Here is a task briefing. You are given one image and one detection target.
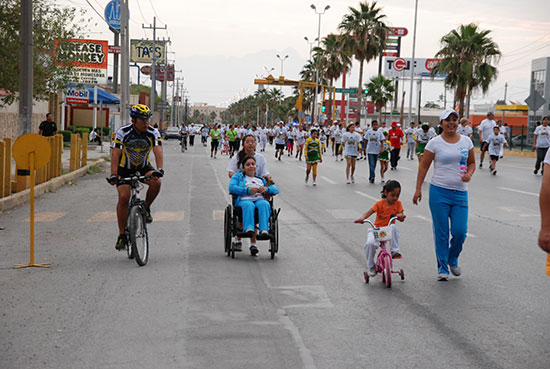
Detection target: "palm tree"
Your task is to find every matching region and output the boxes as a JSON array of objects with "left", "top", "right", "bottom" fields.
[
  {"left": 313, "top": 34, "right": 352, "bottom": 120},
  {"left": 365, "top": 75, "right": 395, "bottom": 123},
  {"left": 431, "top": 23, "right": 501, "bottom": 117},
  {"left": 339, "top": 1, "right": 388, "bottom": 122}
]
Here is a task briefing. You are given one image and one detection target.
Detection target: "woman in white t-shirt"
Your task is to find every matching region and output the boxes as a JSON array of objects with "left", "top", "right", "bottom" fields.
[
  {"left": 413, "top": 109, "right": 475, "bottom": 281},
  {"left": 342, "top": 123, "right": 362, "bottom": 184}
]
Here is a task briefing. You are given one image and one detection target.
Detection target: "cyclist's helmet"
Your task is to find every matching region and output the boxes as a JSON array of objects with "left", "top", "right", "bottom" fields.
[{"left": 130, "top": 104, "right": 152, "bottom": 119}]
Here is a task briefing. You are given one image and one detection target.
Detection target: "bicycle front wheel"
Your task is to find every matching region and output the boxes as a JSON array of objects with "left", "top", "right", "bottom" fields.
[
  {"left": 383, "top": 254, "right": 392, "bottom": 288},
  {"left": 129, "top": 205, "right": 149, "bottom": 266}
]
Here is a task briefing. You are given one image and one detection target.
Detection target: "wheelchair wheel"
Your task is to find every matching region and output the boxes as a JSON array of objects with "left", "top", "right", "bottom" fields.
[
  {"left": 270, "top": 217, "right": 278, "bottom": 260},
  {"left": 224, "top": 206, "right": 232, "bottom": 257}
]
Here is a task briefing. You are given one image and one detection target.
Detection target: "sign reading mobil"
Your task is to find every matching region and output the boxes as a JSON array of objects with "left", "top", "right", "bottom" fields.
[
  {"left": 130, "top": 40, "right": 166, "bottom": 63},
  {"left": 384, "top": 57, "right": 446, "bottom": 78},
  {"left": 65, "top": 87, "right": 89, "bottom": 104},
  {"left": 54, "top": 39, "right": 109, "bottom": 84}
]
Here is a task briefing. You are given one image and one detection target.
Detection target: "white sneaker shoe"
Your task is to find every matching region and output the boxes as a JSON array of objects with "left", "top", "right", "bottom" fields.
[
  {"left": 312, "top": 180, "right": 317, "bottom": 186},
  {"left": 351, "top": 176, "right": 355, "bottom": 183},
  {"left": 368, "top": 267, "right": 377, "bottom": 277},
  {"left": 437, "top": 273, "right": 449, "bottom": 281},
  {"left": 381, "top": 178, "right": 385, "bottom": 184},
  {"left": 346, "top": 179, "right": 351, "bottom": 184},
  {"left": 450, "top": 266, "right": 462, "bottom": 276}
]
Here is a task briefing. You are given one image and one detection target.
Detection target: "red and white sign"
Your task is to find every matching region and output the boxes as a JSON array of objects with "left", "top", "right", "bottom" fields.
[
  {"left": 388, "top": 27, "right": 408, "bottom": 37},
  {"left": 384, "top": 57, "right": 445, "bottom": 78},
  {"left": 65, "top": 87, "right": 89, "bottom": 104},
  {"left": 383, "top": 51, "right": 398, "bottom": 57},
  {"left": 108, "top": 45, "right": 121, "bottom": 54},
  {"left": 54, "top": 38, "right": 109, "bottom": 84}
]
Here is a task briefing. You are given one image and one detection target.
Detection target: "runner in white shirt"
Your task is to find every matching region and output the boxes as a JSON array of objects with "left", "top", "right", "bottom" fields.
[
  {"left": 457, "top": 118, "right": 473, "bottom": 139},
  {"left": 294, "top": 127, "right": 307, "bottom": 161},
  {"left": 415, "top": 123, "right": 436, "bottom": 165},
  {"left": 258, "top": 125, "right": 268, "bottom": 152},
  {"left": 354, "top": 122, "right": 364, "bottom": 160},
  {"left": 342, "top": 123, "right": 363, "bottom": 184},
  {"left": 486, "top": 125, "right": 508, "bottom": 175},
  {"left": 534, "top": 116, "right": 550, "bottom": 175},
  {"left": 335, "top": 123, "right": 345, "bottom": 161},
  {"left": 273, "top": 121, "right": 287, "bottom": 160},
  {"left": 365, "top": 120, "right": 385, "bottom": 183},
  {"left": 330, "top": 123, "right": 338, "bottom": 155},
  {"left": 404, "top": 122, "right": 416, "bottom": 160},
  {"left": 477, "top": 112, "right": 497, "bottom": 168}
]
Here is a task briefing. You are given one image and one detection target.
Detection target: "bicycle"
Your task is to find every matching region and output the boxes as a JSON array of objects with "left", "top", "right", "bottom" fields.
[
  {"left": 107, "top": 172, "right": 161, "bottom": 266},
  {"left": 355, "top": 216, "right": 405, "bottom": 288}
]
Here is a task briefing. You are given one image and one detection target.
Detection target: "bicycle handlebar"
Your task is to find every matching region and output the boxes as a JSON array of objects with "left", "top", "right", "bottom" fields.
[
  {"left": 106, "top": 171, "right": 163, "bottom": 185},
  {"left": 354, "top": 216, "right": 404, "bottom": 228}
]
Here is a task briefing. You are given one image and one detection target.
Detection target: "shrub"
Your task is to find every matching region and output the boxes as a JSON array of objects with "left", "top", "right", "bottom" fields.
[
  {"left": 75, "top": 126, "right": 91, "bottom": 134},
  {"left": 99, "top": 127, "right": 111, "bottom": 136},
  {"left": 74, "top": 128, "right": 89, "bottom": 138},
  {"left": 58, "top": 130, "right": 72, "bottom": 142}
]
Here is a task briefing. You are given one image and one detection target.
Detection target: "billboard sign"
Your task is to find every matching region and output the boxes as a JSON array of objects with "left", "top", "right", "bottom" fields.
[
  {"left": 130, "top": 39, "right": 166, "bottom": 63},
  {"left": 384, "top": 57, "right": 446, "bottom": 78},
  {"left": 54, "top": 39, "right": 109, "bottom": 84},
  {"left": 65, "top": 87, "right": 89, "bottom": 104},
  {"left": 152, "top": 64, "right": 174, "bottom": 82}
]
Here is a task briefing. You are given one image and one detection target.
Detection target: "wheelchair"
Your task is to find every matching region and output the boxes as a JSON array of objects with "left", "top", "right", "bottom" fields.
[{"left": 224, "top": 195, "right": 281, "bottom": 259}]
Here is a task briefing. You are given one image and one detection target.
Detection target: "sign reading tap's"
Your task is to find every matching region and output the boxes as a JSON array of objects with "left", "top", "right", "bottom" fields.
[
  {"left": 130, "top": 39, "right": 166, "bottom": 63},
  {"left": 384, "top": 57, "right": 446, "bottom": 78},
  {"left": 54, "top": 39, "right": 109, "bottom": 85}
]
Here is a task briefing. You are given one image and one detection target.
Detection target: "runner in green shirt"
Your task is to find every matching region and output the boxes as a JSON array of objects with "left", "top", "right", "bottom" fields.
[
  {"left": 210, "top": 124, "right": 221, "bottom": 158},
  {"left": 226, "top": 125, "right": 239, "bottom": 157}
]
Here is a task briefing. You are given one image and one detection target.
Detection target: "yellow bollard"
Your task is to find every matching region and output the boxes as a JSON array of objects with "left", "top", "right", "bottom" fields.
[
  {"left": 547, "top": 254, "right": 550, "bottom": 276},
  {"left": 4, "top": 138, "right": 12, "bottom": 195},
  {"left": 82, "top": 132, "right": 88, "bottom": 167},
  {"left": 0, "top": 141, "right": 5, "bottom": 198},
  {"left": 12, "top": 134, "right": 52, "bottom": 269},
  {"left": 56, "top": 134, "right": 63, "bottom": 177},
  {"left": 76, "top": 135, "right": 82, "bottom": 169},
  {"left": 70, "top": 134, "right": 77, "bottom": 171}
]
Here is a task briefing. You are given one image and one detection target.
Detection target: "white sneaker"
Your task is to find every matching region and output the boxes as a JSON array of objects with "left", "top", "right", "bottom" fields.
[
  {"left": 437, "top": 273, "right": 449, "bottom": 281},
  {"left": 351, "top": 176, "right": 355, "bottom": 183},
  {"left": 346, "top": 179, "right": 351, "bottom": 184},
  {"left": 368, "top": 267, "right": 377, "bottom": 277},
  {"left": 450, "top": 266, "right": 462, "bottom": 276},
  {"left": 381, "top": 178, "right": 385, "bottom": 184},
  {"left": 312, "top": 180, "right": 317, "bottom": 186}
]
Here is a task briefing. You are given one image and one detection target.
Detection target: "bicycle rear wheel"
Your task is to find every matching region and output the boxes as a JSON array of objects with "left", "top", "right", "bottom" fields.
[{"left": 129, "top": 205, "right": 149, "bottom": 266}]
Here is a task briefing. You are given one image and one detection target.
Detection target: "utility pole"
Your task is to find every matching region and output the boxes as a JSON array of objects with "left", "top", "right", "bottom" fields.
[
  {"left": 502, "top": 82, "right": 508, "bottom": 124},
  {"left": 19, "top": 0, "right": 33, "bottom": 136},
  {"left": 120, "top": 0, "right": 130, "bottom": 127},
  {"left": 408, "top": 0, "right": 419, "bottom": 123},
  {"left": 142, "top": 17, "right": 167, "bottom": 117},
  {"left": 112, "top": 30, "right": 120, "bottom": 94}
]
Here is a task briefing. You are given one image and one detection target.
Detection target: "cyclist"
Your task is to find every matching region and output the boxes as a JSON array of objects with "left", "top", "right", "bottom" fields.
[
  {"left": 108, "top": 104, "right": 164, "bottom": 251},
  {"left": 179, "top": 124, "right": 188, "bottom": 150}
]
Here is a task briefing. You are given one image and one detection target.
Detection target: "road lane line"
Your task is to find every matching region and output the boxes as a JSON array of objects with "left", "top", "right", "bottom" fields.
[
  {"left": 212, "top": 210, "right": 224, "bottom": 220},
  {"left": 24, "top": 212, "right": 67, "bottom": 223},
  {"left": 498, "top": 187, "right": 538, "bottom": 197},
  {"left": 320, "top": 176, "right": 336, "bottom": 184},
  {"left": 87, "top": 211, "right": 117, "bottom": 222},
  {"left": 153, "top": 211, "right": 185, "bottom": 221},
  {"left": 355, "top": 191, "right": 379, "bottom": 201},
  {"left": 414, "top": 215, "right": 431, "bottom": 222}
]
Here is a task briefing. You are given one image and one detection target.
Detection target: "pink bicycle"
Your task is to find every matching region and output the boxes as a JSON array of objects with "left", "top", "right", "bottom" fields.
[{"left": 355, "top": 216, "right": 405, "bottom": 288}]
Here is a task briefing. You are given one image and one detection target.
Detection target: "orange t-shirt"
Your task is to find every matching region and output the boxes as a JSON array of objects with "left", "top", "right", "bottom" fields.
[{"left": 371, "top": 199, "right": 404, "bottom": 227}]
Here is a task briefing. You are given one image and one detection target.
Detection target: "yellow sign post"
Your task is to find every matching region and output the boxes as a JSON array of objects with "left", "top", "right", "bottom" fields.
[{"left": 12, "top": 133, "right": 52, "bottom": 269}]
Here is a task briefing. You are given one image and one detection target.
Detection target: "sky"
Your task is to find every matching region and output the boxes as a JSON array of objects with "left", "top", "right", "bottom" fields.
[{"left": 61, "top": 0, "right": 550, "bottom": 109}]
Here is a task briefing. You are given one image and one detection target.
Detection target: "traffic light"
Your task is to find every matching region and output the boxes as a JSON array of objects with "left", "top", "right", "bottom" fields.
[
  {"left": 321, "top": 104, "right": 326, "bottom": 113},
  {"left": 363, "top": 89, "right": 369, "bottom": 95}
]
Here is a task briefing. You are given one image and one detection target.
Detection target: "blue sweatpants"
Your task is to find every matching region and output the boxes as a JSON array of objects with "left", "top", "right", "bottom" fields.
[
  {"left": 367, "top": 154, "right": 378, "bottom": 180},
  {"left": 428, "top": 184, "right": 469, "bottom": 275},
  {"left": 235, "top": 199, "right": 271, "bottom": 233}
]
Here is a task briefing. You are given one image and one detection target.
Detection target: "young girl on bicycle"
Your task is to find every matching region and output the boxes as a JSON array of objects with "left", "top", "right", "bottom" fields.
[{"left": 355, "top": 180, "right": 406, "bottom": 277}]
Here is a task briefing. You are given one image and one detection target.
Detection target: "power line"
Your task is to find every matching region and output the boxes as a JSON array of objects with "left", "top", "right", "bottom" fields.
[
  {"left": 502, "top": 31, "right": 550, "bottom": 57},
  {"left": 85, "top": 0, "right": 106, "bottom": 22},
  {"left": 135, "top": 0, "right": 148, "bottom": 23},
  {"left": 148, "top": 0, "right": 165, "bottom": 25}
]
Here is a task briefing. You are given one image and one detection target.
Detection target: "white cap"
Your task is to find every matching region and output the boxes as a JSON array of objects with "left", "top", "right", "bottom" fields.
[{"left": 440, "top": 109, "right": 459, "bottom": 121}]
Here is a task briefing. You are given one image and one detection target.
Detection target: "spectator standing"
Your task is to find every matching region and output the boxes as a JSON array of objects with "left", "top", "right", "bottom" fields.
[
  {"left": 533, "top": 116, "right": 550, "bottom": 175},
  {"left": 39, "top": 113, "right": 57, "bottom": 137},
  {"left": 477, "top": 112, "right": 497, "bottom": 168},
  {"left": 388, "top": 121, "right": 404, "bottom": 170}
]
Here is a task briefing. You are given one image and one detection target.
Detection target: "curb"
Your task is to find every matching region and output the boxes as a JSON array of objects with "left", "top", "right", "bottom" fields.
[
  {"left": 473, "top": 148, "right": 536, "bottom": 158},
  {"left": 0, "top": 159, "right": 105, "bottom": 213}
]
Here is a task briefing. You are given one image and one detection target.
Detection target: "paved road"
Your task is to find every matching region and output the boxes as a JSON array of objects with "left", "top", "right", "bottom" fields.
[{"left": 1, "top": 139, "right": 548, "bottom": 369}]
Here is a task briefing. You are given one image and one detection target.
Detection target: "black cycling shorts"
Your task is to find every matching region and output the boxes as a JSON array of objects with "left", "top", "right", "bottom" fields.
[{"left": 117, "top": 164, "right": 155, "bottom": 187}]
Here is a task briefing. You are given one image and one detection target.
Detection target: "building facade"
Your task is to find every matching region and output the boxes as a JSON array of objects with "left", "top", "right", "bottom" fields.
[{"left": 530, "top": 57, "right": 550, "bottom": 122}]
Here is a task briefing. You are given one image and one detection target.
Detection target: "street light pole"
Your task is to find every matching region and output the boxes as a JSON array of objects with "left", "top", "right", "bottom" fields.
[
  {"left": 304, "top": 36, "right": 318, "bottom": 58},
  {"left": 311, "top": 4, "right": 330, "bottom": 124},
  {"left": 276, "top": 54, "right": 288, "bottom": 96},
  {"left": 408, "top": 0, "right": 419, "bottom": 123}
]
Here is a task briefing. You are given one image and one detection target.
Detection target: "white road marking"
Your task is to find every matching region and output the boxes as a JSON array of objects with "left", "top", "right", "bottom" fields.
[
  {"left": 320, "top": 176, "right": 336, "bottom": 184},
  {"left": 396, "top": 166, "right": 413, "bottom": 171},
  {"left": 466, "top": 233, "right": 478, "bottom": 238},
  {"left": 212, "top": 210, "right": 224, "bottom": 220},
  {"left": 355, "top": 191, "right": 379, "bottom": 201},
  {"left": 327, "top": 209, "right": 361, "bottom": 219},
  {"left": 154, "top": 211, "right": 185, "bottom": 221},
  {"left": 498, "top": 187, "right": 538, "bottom": 197},
  {"left": 87, "top": 211, "right": 117, "bottom": 222},
  {"left": 25, "top": 212, "right": 67, "bottom": 223},
  {"left": 414, "top": 215, "right": 431, "bottom": 222}
]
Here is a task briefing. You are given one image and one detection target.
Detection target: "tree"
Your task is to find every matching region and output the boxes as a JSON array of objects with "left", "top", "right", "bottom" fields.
[
  {"left": 312, "top": 34, "right": 352, "bottom": 119},
  {"left": 339, "top": 1, "right": 388, "bottom": 122},
  {"left": 210, "top": 111, "right": 217, "bottom": 122},
  {"left": 0, "top": 0, "right": 91, "bottom": 105},
  {"left": 365, "top": 75, "right": 394, "bottom": 123},
  {"left": 431, "top": 23, "right": 501, "bottom": 118}
]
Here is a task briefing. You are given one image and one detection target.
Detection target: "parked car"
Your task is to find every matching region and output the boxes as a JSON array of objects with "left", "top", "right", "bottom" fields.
[
  {"left": 510, "top": 135, "right": 528, "bottom": 146},
  {"left": 164, "top": 127, "right": 180, "bottom": 140}
]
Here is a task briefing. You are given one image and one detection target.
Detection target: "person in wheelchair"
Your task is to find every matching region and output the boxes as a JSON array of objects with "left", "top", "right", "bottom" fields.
[{"left": 229, "top": 155, "right": 279, "bottom": 256}]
